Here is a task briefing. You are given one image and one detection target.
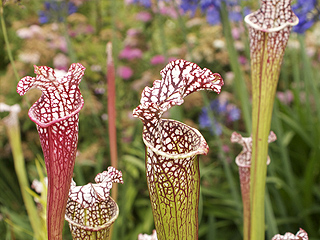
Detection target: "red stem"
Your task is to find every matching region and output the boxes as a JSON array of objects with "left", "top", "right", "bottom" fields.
[{"left": 107, "top": 42, "right": 118, "bottom": 201}]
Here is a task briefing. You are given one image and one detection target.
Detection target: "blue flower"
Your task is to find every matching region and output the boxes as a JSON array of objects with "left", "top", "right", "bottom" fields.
[
  {"left": 180, "top": 0, "right": 248, "bottom": 25},
  {"left": 227, "top": 106, "right": 240, "bottom": 121},
  {"left": 200, "top": 0, "right": 221, "bottom": 11},
  {"left": 292, "top": 0, "right": 320, "bottom": 33},
  {"left": 180, "top": 0, "right": 198, "bottom": 15},
  {"left": 38, "top": 1, "right": 77, "bottom": 24},
  {"left": 206, "top": 6, "right": 221, "bottom": 25},
  {"left": 199, "top": 107, "right": 222, "bottom": 135},
  {"left": 199, "top": 108, "right": 211, "bottom": 128},
  {"left": 210, "top": 99, "right": 227, "bottom": 113},
  {"left": 131, "top": 0, "right": 152, "bottom": 8},
  {"left": 199, "top": 99, "right": 241, "bottom": 135}
]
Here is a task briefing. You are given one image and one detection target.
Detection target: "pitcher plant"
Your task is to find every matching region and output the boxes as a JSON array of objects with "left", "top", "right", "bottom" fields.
[
  {"left": 272, "top": 228, "right": 308, "bottom": 240},
  {"left": 231, "top": 131, "right": 277, "bottom": 240},
  {"left": 65, "top": 166, "right": 123, "bottom": 240},
  {"left": 244, "top": 1, "right": 298, "bottom": 239},
  {"left": 17, "top": 63, "right": 85, "bottom": 240},
  {"left": 133, "top": 59, "right": 223, "bottom": 240}
]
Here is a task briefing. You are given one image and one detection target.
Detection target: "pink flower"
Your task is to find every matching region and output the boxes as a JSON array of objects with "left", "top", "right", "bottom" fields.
[
  {"left": 136, "top": 11, "right": 152, "bottom": 22},
  {"left": 156, "top": 1, "right": 178, "bottom": 18},
  {"left": 117, "top": 66, "right": 133, "bottom": 80},
  {"left": 53, "top": 53, "right": 70, "bottom": 71},
  {"left": 238, "top": 55, "right": 248, "bottom": 65},
  {"left": 119, "top": 46, "right": 143, "bottom": 60},
  {"left": 16, "top": 25, "right": 43, "bottom": 39},
  {"left": 277, "top": 90, "right": 294, "bottom": 105},
  {"left": 150, "top": 55, "right": 166, "bottom": 65},
  {"left": 127, "top": 28, "right": 141, "bottom": 36},
  {"left": 48, "top": 36, "right": 68, "bottom": 53}
]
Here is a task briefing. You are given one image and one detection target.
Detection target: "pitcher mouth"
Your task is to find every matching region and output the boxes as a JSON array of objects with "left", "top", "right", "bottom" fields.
[
  {"left": 28, "top": 98, "right": 84, "bottom": 128},
  {"left": 142, "top": 119, "right": 208, "bottom": 159},
  {"left": 65, "top": 197, "right": 119, "bottom": 232}
]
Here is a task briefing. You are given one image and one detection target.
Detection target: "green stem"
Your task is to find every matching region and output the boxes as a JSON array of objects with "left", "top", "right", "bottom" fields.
[
  {"left": 0, "top": 1, "right": 20, "bottom": 82},
  {"left": 5, "top": 117, "right": 42, "bottom": 239}
]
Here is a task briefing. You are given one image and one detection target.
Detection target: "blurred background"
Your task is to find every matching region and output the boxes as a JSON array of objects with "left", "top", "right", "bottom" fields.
[{"left": 1, "top": 0, "right": 320, "bottom": 239}]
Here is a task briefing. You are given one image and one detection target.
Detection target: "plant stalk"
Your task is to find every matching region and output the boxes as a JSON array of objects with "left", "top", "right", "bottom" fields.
[
  {"left": 2, "top": 104, "right": 42, "bottom": 239},
  {"left": 0, "top": 0, "right": 20, "bottom": 82}
]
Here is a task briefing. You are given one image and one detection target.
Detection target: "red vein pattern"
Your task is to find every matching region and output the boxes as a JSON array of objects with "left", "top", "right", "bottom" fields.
[
  {"left": 145, "top": 120, "right": 206, "bottom": 239},
  {"left": 245, "top": 0, "right": 298, "bottom": 31},
  {"left": 133, "top": 60, "right": 223, "bottom": 240},
  {"left": 133, "top": 59, "right": 223, "bottom": 143},
  {"left": 65, "top": 167, "right": 123, "bottom": 240},
  {"left": 244, "top": 0, "right": 298, "bottom": 97},
  {"left": 17, "top": 63, "right": 85, "bottom": 240},
  {"left": 68, "top": 167, "right": 123, "bottom": 208},
  {"left": 272, "top": 228, "right": 308, "bottom": 240}
]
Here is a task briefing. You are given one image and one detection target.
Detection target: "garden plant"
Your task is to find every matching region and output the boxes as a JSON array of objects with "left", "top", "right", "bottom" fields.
[{"left": 0, "top": 0, "right": 320, "bottom": 240}]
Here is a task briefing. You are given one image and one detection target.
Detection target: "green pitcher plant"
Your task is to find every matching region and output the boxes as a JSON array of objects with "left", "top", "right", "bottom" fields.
[
  {"left": 65, "top": 166, "right": 123, "bottom": 240},
  {"left": 17, "top": 63, "right": 85, "bottom": 240},
  {"left": 231, "top": 131, "right": 276, "bottom": 240},
  {"left": 244, "top": 1, "right": 298, "bottom": 239},
  {"left": 133, "top": 59, "right": 223, "bottom": 240}
]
